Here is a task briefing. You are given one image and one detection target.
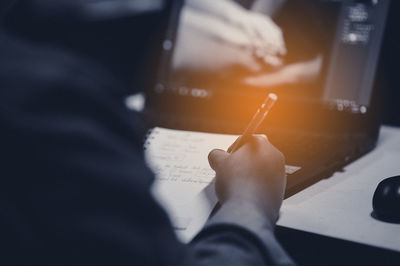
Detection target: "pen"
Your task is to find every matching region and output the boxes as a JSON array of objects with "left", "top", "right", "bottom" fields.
[{"left": 229, "top": 93, "right": 278, "bottom": 153}]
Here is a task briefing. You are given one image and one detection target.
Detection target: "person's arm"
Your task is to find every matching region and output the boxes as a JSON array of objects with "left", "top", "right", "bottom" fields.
[
  {"left": 186, "top": 0, "right": 245, "bottom": 19},
  {"left": 188, "top": 136, "right": 295, "bottom": 265},
  {"left": 189, "top": 200, "right": 295, "bottom": 265},
  {"left": 172, "top": 6, "right": 262, "bottom": 72},
  {"left": 251, "top": 0, "right": 287, "bottom": 16},
  {"left": 244, "top": 55, "right": 323, "bottom": 87}
]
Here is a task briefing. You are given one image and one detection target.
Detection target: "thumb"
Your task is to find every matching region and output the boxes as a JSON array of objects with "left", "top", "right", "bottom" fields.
[{"left": 208, "top": 149, "right": 229, "bottom": 171}]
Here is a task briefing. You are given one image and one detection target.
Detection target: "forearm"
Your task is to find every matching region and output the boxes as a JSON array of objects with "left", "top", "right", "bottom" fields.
[
  {"left": 187, "top": 200, "right": 296, "bottom": 266},
  {"left": 251, "top": 0, "right": 287, "bottom": 15},
  {"left": 185, "top": 0, "right": 244, "bottom": 22}
]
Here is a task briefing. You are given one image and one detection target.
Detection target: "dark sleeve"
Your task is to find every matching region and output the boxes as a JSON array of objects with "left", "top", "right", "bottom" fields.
[
  {"left": 1, "top": 38, "right": 294, "bottom": 266},
  {"left": 1, "top": 42, "right": 186, "bottom": 265},
  {"left": 188, "top": 201, "right": 295, "bottom": 266}
]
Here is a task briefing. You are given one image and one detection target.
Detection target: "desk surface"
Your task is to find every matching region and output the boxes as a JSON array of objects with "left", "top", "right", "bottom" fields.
[{"left": 278, "top": 125, "right": 400, "bottom": 252}]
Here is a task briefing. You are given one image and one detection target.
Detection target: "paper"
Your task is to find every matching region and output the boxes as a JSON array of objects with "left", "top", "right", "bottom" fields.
[
  {"left": 145, "top": 127, "right": 302, "bottom": 242},
  {"left": 145, "top": 127, "right": 237, "bottom": 242}
]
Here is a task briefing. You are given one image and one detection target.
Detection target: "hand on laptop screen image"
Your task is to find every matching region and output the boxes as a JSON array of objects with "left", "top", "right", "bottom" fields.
[
  {"left": 170, "top": 0, "right": 339, "bottom": 100},
  {"left": 172, "top": 0, "right": 286, "bottom": 74},
  {"left": 243, "top": 55, "right": 323, "bottom": 88}
]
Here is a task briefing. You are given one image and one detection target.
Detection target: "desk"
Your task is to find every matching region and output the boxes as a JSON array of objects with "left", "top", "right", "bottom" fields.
[
  {"left": 276, "top": 125, "right": 400, "bottom": 264},
  {"left": 149, "top": 125, "right": 400, "bottom": 263}
]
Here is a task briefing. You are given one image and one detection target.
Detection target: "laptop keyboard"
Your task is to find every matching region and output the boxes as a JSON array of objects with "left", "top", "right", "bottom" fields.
[{"left": 266, "top": 129, "right": 362, "bottom": 168}]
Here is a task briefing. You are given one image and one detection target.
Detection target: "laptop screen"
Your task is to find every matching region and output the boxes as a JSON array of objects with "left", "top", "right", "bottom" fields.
[{"left": 153, "top": 0, "right": 389, "bottom": 116}]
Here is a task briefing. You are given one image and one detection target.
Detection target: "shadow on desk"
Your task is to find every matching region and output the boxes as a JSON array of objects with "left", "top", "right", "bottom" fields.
[{"left": 276, "top": 226, "right": 400, "bottom": 266}]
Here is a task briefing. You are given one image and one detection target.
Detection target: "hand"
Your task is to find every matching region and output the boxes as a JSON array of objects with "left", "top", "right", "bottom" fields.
[
  {"left": 186, "top": 0, "right": 286, "bottom": 63},
  {"left": 208, "top": 135, "right": 286, "bottom": 223},
  {"left": 226, "top": 10, "right": 287, "bottom": 66},
  {"left": 172, "top": 0, "right": 287, "bottom": 72},
  {"left": 243, "top": 55, "right": 323, "bottom": 87},
  {"left": 172, "top": 6, "right": 262, "bottom": 72}
]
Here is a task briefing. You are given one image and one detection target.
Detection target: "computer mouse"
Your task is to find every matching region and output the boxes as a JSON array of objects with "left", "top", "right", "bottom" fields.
[{"left": 372, "top": 176, "right": 400, "bottom": 223}]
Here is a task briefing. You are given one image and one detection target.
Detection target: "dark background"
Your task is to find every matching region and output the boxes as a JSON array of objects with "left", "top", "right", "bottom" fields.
[{"left": 379, "top": 0, "right": 400, "bottom": 126}]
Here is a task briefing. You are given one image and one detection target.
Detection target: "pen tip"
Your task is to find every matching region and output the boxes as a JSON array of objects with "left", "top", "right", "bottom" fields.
[{"left": 268, "top": 93, "right": 278, "bottom": 101}]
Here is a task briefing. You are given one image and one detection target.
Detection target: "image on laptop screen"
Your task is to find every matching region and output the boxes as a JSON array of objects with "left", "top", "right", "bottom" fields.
[{"left": 154, "top": 0, "right": 388, "bottom": 116}]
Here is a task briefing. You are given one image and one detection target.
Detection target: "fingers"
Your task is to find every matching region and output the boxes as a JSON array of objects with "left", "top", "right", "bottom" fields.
[
  {"left": 227, "top": 134, "right": 268, "bottom": 153},
  {"left": 250, "top": 134, "right": 269, "bottom": 148},
  {"left": 243, "top": 67, "right": 296, "bottom": 87},
  {"left": 228, "top": 136, "right": 243, "bottom": 153},
  {"left": 246, "top": 14, "right": 287, "bottom": 59},
  {"left": 258, "top": 16, "right": 286, "bottom": 56},
  {"left": 208, "top": 149, "right": 229, "bottom": 171},
  {"left": 244, "top": 56, "right": 324, "bottom": 87},
  {"left": 261, "top": 54, "right": 282, "bottom": 67}
]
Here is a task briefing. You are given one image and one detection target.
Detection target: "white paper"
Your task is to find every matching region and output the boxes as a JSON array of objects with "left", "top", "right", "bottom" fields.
[{"left": 145, "top": 127, "right": 237, "bottom": 242}]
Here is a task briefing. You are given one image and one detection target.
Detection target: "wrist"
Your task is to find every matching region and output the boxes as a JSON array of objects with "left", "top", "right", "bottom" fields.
[
  {"left": 220, "top": 178, "right": 281, "bottom": 224},
  {"left": 216, "top": 198, "right": 277, "bottom": 230},
  {"left": 225, "top": 5, "right": 248, "bottom": 26}
]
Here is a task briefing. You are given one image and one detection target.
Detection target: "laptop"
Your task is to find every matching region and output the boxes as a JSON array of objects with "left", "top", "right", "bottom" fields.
[{"left": 145, "top": 0, "right": 390, "bottom": 197}]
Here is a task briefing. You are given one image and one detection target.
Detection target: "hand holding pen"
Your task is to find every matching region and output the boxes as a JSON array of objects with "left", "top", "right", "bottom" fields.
[
  {"left": 208, "top": 92, "right": 286, "bottom": 223},
  {"left": 229, "top": 93, "right": 278, "bottom": 153}
]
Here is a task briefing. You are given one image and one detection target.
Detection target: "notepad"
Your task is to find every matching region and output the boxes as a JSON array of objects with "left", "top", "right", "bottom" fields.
[{"left": 144, "top": 127, "right": 301, "bottom": 242}]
